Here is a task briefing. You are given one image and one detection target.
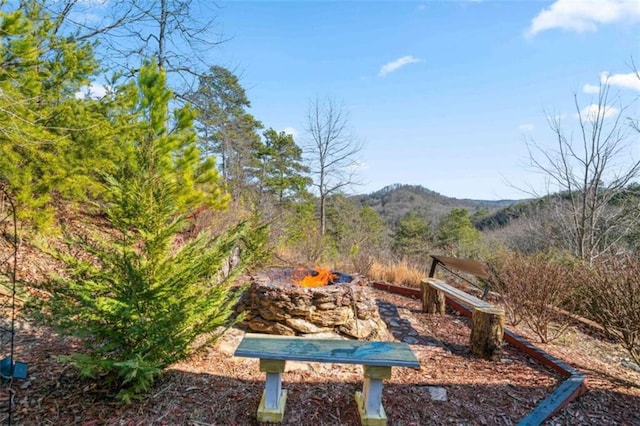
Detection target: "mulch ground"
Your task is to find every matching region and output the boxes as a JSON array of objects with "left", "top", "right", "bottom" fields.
[{"left": 2, "top": 287, "right": 638, "bottom": 425}]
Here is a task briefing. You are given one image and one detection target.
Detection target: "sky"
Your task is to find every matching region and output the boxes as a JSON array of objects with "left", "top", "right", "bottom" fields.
[
  {"left": 192, "top": 0, "right": 638, "bottom": 200},
  {"left": 69, "top": 0, "right": 640, "bottom": 200}
]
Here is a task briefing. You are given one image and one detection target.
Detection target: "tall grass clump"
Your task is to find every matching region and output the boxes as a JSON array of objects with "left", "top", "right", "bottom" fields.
[{"left": 369, "top": 259, "right": 425, "bottom": 288}]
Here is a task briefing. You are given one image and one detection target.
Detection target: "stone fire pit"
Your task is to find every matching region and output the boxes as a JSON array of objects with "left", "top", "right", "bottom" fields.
[{"left": 240, "top": 269, "right": 388, "bottom": 340}]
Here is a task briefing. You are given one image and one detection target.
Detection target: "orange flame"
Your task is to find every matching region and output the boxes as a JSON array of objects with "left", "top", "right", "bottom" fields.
[{"left": 294, "top": 268, "right": 338, "bottom": 288}]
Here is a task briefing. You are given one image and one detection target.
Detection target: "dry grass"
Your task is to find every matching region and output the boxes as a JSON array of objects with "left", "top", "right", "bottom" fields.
[{"left": 369, "top": 259, "right": 425, "bottom": 288}]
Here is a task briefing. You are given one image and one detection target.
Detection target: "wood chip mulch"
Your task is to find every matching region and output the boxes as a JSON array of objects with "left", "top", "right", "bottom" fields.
[{"left": 1, "top": 288, "right": 639, "bottom": 425}]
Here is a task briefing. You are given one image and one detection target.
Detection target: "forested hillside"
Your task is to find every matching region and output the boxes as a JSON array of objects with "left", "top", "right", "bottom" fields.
[{"left": 356, "top": 183, "right": 520, "bottom": 228}]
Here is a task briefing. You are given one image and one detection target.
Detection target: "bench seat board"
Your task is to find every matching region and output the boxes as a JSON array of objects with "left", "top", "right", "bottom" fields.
[
  {"left": 422, "top": 278, "right": 493, "bottom": 309},
  {"left": 235, "top": 334, "right": 419, "bottom": 368}
]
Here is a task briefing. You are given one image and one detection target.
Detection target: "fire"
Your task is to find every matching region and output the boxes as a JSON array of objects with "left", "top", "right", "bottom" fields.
[{"left": 293, "top": 268, "right": 338, "bottom": 288}]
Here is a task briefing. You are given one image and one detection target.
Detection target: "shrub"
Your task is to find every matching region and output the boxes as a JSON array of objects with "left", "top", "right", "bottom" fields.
[
  {"left": 581, "top": 255, "right": 640, "bottom": 366},
  {"left": 490, "top": 250, "right": 579, "bottom": 343}
]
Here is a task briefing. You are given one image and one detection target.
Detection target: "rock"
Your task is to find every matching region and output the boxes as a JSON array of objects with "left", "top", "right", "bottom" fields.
[
  {"left": 309, "top": 306, "right": 354, "bottom": 326},
  {"left": 215, "top": 327, "right": 245, "bottom": 356},
  {"left": 285, "top": 318, "right": 333, "bottom": 334},
  {"left": 246, "top": 318, "right": 295, "bottom": 336},
  {"left": 339, "top": 318, "right": 378, "bottom": 340},
  {"left": 315, "top": 302, "right": 337, "bottom": 310},
  {"left": 428, "top": 386, "right": 448, "bottom": 401},
  {"left": 258, "top": 307, "right": 290, "bottom": 321}
]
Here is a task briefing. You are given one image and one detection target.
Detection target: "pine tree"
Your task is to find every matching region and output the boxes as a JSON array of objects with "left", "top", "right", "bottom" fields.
[
  {"left": 0, "top": 1, "right": 102, "bottom": 227},
  {"left": 258, "top": 128, "right": 311, "bottom": 205},
  {"left": 186, "top": 66, "right": 263, "bottom": 200},
  {"left": 38, "top": 62, "right": 268, "bottom": 402}
]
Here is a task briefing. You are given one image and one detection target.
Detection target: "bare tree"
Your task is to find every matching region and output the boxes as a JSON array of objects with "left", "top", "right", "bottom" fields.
[
  {"left": 527, "top": 81, "right": 640, "bottom": 263},
  {"left": 41, "top": 0, "right": 223, "bottom": 93},
  {"left": 305, "top": 97, "right": 363, "bottom": 235}
]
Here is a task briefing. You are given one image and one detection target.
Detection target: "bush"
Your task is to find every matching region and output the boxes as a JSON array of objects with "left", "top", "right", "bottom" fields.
[
  {"left": 490, "top": 250, "right": 579, "bottom": 343},
  {"left": 581, "top": 255, "right": 640, "bottom": 366}
]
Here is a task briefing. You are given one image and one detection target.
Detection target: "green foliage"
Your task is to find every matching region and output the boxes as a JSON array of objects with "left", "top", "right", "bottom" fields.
[
  {"left": 187, "top": 66, "right": 263, "bottom": 199},
  {"left": 0, "top": 1, "right": 99, "bottom": 228},
  {"left": 325, "top": 195, "right": 388, "bottom": 273},
  {"left": 258, "top": 128, "right": 311, "bottom": 205},
  {"left": 436, "top": 208, "right": 483, "bottom": 258},
  {"left": 37, "top": 61, "right": 267, "bottom": 402},
  {"left": 280, "top": 200, "right": 327, "bottom": 264},
  {"left": 392, "top": 211, "right": 432, "bottom": 261}
]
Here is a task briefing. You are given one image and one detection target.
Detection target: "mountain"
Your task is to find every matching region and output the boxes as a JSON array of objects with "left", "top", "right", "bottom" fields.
[{"left": 355, "top": 184, "right": 523, "bottom": 227}]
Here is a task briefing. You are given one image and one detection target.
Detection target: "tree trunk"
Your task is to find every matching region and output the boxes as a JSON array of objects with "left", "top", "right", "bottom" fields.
[
  {"left": 421, "top": 281, "right": 445, "bottom": 314},
  {"left": 470, "top": 306, "right": 505, "bottom": 361}
]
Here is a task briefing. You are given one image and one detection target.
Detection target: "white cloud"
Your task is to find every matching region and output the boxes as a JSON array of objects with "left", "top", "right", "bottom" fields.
[
  {"left": 282, "top": 127, "right": 298, "bottom": 138},
  {"left": 378, "top": 56, "right": 421, "bottom": 77},
  {"left": 75, "top": 83, "right": 108, "bottom": 99},
  {"left": 601, "top": 71, "right": 640, "bottom": 92},
  {"left": 526, "top": 0, "right": 640, "bottom": 37},
  {"left": 518, "top": 123, "right": 535, "bottom": 132},
  {"left": 583, "top": 83, "right": 600, "bottom": 94},
  {"left": 578, "top": 104, "right": 620, "bottom": 121}
]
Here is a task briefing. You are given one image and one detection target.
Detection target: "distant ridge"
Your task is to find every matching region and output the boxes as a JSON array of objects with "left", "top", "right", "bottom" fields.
[{"left": 354, "top": 184, "right": 523, "bottom": 227}]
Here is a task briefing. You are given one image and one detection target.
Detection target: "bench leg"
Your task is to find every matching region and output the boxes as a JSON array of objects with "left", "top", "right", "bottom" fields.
[
  {"left": 470, "top": 306, "right": 505, "bottom": 361},
  {"left": 355, "top": 365, "right": 391, "bottom": 426},
  {"left": 258, "top": 359, "right": 287, "bottom": 423},
  {"left": 421, "top": 281, "right": 446, "bottom": 314}
]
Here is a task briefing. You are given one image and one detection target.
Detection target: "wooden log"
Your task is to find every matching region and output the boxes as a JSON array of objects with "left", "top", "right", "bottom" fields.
[
  {"left": 470, "top": 306, "right": 505, "bottom": 361},
  {"left": 421, "top": 281, "right": 445, "bottom": 314}
]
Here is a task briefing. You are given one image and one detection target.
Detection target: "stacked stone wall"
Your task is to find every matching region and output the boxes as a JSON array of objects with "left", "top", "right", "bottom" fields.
[{"left": 241, "top": 280, "right": 387, "bottom": 340}]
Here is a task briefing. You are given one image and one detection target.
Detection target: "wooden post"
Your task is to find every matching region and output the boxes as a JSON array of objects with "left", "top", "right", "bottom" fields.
[
  {"left": 421, "top": 280, "right": 445, "bottom": 314},
  {"left": 470, "top": 306, "right": 505, "bottom": 361},
  {"left": 428, "top": 257, "right": 440, "bottom": 277},
  {"left": 257, "top": 359, "right": 287, "bottom": 423},
  {"left": 355, "top": 365, "right": 392, "bottom": 426}
]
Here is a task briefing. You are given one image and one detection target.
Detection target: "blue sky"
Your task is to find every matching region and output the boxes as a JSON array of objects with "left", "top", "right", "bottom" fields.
[{"left": 199, "top": 0, "right": 639, "bottom": 200}]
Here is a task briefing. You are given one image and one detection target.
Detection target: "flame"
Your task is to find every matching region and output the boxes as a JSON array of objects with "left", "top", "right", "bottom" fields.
[{"left": 294, "top": 268, "right": 338, "bottom": 288}]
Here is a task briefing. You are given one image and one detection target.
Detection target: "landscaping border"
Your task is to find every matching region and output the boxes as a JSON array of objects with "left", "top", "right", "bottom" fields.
[{"left": 370, "top": 282, "right": 587, "bottom": 425}]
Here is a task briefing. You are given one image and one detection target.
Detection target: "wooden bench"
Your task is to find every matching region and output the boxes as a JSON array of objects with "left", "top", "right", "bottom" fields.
[
  {"left": 234, "top": 333, "right": 419, "bottom": 425},
  {"left": 421, "top": 277, "right": 505, "bottom": 360}
]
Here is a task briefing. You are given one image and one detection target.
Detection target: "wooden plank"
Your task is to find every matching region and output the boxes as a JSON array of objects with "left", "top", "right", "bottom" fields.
[
  {"left": 431, "top": 255, "right": 491, "bottom": 279},
  {"left": 504, "top": 330, "right": 576, "bottom": 378},
  {"left": 422, "top": 278, "right": 493, "bottom": 309},
  {"left": 517, "top": 376, "right": 587, "bottom": 425},
  {"left": 235, "top": 334, "right": 420, "bottom": 368},
  {"left": 371, "top": 282, "right": 421, "bottom": 298}
]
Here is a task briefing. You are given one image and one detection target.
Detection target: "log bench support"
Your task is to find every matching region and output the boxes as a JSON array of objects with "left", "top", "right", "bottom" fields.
[
  {"left": 234, "top": 334, "right": 419, "bottom": 426},
  {"left": 470, "top": 306, "right": 505, "bottom": 361},
  {"left": 421, "top": 278, "right": 505, "bottom": 360},
  {"left": 421, "top": 281, "right": 446, "bottom": 314}
]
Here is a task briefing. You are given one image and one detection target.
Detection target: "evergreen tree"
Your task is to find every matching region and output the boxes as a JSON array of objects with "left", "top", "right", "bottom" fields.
[
  {"left": 38, "top": 62, "right": 268, "bottom": 402},
  {"left": 392, "top": 211, "right": 432, "bottom": 261},
  {"left": 326, "top": 195, "right": 387, "bottom": 273},
  {"left": 186, "top": 66, "right": 263, "bottom": 199},
  {"left": 258, "top": 128, "right": 311, "bottom": 205},
  {"left": 0, "top": 1, "right": 99, "bottom": 227},
  {"left": 436, "top": 208, "right": 482, "bottom": 258}
]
